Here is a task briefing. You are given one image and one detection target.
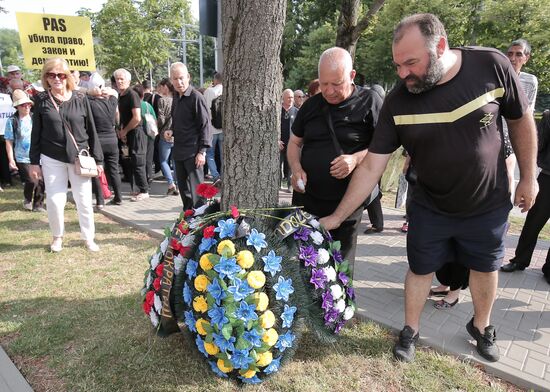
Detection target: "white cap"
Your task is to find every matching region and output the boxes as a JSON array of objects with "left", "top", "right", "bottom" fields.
[{"left": 7, "top": 65, "right": 21, "bottom": 73}]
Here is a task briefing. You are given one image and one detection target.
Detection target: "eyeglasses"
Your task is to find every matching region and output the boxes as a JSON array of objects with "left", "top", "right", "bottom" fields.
[
  {"left": 507, "top": 51, "right": 525, "bottom": 58},
  {"left": 46, "top": 72, "right": 68, "bottom": 80}
]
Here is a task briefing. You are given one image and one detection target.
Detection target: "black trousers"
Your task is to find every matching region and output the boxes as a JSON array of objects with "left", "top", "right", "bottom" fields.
[
  {"left": 17, "top": 162, "right": 45, "bottom": 209},
  {"left": 365, "top": 193, "right": 384, "bottom": 229},
  {"left": 510, "top": 172, "right": 550, "bottom": 276},
  {"left": 280, "top": 148, "right": 290, "bottom": 183},
  {"left": 92, "top": 141, "right": 122, "bottom": 204},
  {"left": 436, "top": 262, "right": 470, "bottom": 291},
  {"left": 146, "top": 135, "right": 155, "bottom": 181},
  {"left": 174, "top": 158, "right": 204, "bottom": 210},
  {"left": 0, "top": 136, "right": 12, "bottom": 185},
  {"left": 127, "top": 128, "right": 148, "bottom": 193}
]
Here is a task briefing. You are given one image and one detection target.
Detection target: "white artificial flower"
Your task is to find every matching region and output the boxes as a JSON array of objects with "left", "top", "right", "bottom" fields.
[
  {"left": 150, "top": 253, "right": 160, "bottom": 269},
  {"left": 317, "top": 248, "right": 330, "bottom": 264},
  {"left": 330, "top": 284, "right": 344, "bottom": 299},
  {"left": 182, "top": 234, "right": 196, "bottom": 247},
  {"left": 173, "top": 254, "right": 184, "bottom": 274},
  {"left": 343, "top": 306, "right": 355, "bottom": 320},
  {"left": 160, "top": 238, "right": 169, "bottom": 253},
  {"left": 149, "top": 309, "right": 159, "bottom": 327},
  {"left": 146, "top": 272, "right": 152, "bottom": 288},
  {"left": 170, "top": 222, "right": 176, "bottom": 231},
  {"left": 309, "top": 219, "right": 320, "bottom": 229},
  {"left": 188, "top": 218, "right": 201, "bottom": 229},
  {"left": 140, "top": 287, "right": 147, "bottom": 297},
  {"left": 194, "top": 204, "right": 208, "bottom": 215},
  {"left": 310, "top": 231, "right": 324, "bottom": 245},
  {"left": 324, "top": 266, "right": 337, "bottom": 282},
  {"left": 335, "top": 299, "right": 346, "bottom": 313},
  {"left": 154, "top": 294, "right": 163, "bottom": 313}
]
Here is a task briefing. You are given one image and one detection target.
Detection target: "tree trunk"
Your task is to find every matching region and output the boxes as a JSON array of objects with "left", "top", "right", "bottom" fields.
[
  {"left": 221, "top": 1, "right": 287, "bottom": 210},
  {"left": 335, "top": 0, "right": 386, "bottom": 60}
]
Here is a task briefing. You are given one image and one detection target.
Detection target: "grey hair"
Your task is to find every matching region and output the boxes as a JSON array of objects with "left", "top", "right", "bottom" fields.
[
  {"left": 113, "top": 68, "right": 131, "bottom": 81},
  {"left": 170, "top": 62, "right": 188, "bottom": 77},
  {"left": 393, "top": 13, "right": 447, "bottom": 52},
  {"left": 318, "top": 47, "right": 353, "bottom": 76},
  {"left": 509, "top": 39, "right": 532, "bottom": 56}
]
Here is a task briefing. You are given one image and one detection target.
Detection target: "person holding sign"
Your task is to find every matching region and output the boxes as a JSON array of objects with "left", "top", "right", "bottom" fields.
[{"left": 29, "top": 58, "right": 103, "bottom": 253}]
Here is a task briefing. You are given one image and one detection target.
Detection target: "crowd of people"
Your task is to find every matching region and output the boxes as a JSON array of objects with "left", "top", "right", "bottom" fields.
[{"left": 1, "top": 12, "right": 549, "bottom": 366}]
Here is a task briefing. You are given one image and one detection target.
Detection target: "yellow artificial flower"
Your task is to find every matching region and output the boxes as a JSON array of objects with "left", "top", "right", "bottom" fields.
[
  {"left": 256, "top": 351, "right": 273, "bottom": 367},
  {"left": 204, "top": 342, "right": 220, "bottom": 355},
  {"left": 247, "top": 270, "right": 266, "bottom": 289},
  {"left": 239, "top": 368, "right": 256, "bottom": 379},
  {"left": 217, "top": 358, "right": 233, "bottom": 373},
  {"left": 196, "top": 318, "right": 208, "bottom": 336},
  {"left": 217, "top": 240, "right": 236, "bottom": 256},
  {"left": 194, "top": 274, "right": 210, "bottom": 292},
  {"left": 262, "top": 328, "right": 278, "bottom": 346},
  {"left": 260, "top": 310, "right": 275, "bottom": 329},
  {"left": 237, "top": 250, "right": 255, "bottom": 269},
  {"left": 199, "top": 253, "right": 214, "bottom": 271},
  {"left": 252, "top": 292, "right": 269, "bottom": 312},
  {"left": 192, "top": 295, "right": 208, "bottom": 313}
]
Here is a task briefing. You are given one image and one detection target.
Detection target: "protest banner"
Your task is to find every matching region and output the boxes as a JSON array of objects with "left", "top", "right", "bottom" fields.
[{"left": 15, "top": 12, "right": 96, "bottom": 70}]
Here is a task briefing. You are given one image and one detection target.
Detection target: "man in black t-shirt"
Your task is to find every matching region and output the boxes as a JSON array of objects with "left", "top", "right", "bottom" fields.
[
  {"left": 114, "top": 68, "right": 149, "bottom": 201},
  {"left": 320, "top": 14, "right": 539, "bottom": 364},
  {"left": 287, "top": 47, "right": 382, "bottom": 265},
  {"left": 279, "top": 89, "right": 298, "bottom": 192}
]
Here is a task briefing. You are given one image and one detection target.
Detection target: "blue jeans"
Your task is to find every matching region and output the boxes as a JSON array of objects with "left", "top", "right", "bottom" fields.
[
  {"left": 206, "top": 133, "right": 223, "bottom": 180},
  {"left": 158, "top": 138, "right": 176, "bottom": 186}
]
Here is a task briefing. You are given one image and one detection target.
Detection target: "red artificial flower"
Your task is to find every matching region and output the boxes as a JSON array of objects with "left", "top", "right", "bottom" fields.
[
  {"left": 153, "top": 277, "right": 162, "bottom": 291},
  {"left": 196, "top": 183, "right": 219, "bottom": 199},
  {"left": 143, "top": 301, "right": 152, "bottom": 315},
  {"left": 178, "top": 221, "right": 189, "bottom": 234},
  {"left": 203, "top": 225, "right": 216, "bottom": 238},
  {"left": 145, "top": 290, "right": 155, "bottom": 305},
  {"left": 155, "top": 263, "right": 164, "bottom": 277},
  {"left": 184, "top": 209, "right": 194, "bottom": 217},
  {"left": 230, "top": 205, "right": 240, "bottom": 219},
  {"left": 171, "top": 238, "right": 182, "bottom": 253},
  {"left": 180, "top": 245, "right": 191, "bottom": 255}
]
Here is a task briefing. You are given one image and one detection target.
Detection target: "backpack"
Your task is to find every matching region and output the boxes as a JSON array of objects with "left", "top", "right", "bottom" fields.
[
  {"left": 211, "top": 95, "right": 223, "bottom": 129},
  {"left": 141, "top": 101, "right": 158, "bottom": 139}
]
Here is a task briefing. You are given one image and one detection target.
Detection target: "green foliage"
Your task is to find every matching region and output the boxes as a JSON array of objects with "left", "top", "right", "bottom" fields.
[{"left": 0, "top": 28, "right": 40, "bottom": 80}]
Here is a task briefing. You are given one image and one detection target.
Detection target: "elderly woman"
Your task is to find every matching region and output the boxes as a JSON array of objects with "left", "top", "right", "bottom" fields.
[{"left": 29, "top": 58, "right": 103, "bottom": 252}]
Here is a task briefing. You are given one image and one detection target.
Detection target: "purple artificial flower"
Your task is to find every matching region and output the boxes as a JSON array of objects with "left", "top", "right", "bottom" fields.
[
  {"left": 334, "top": 320, "right": 345, "bottom": 334},
  {"left": 325, "top": 230, "right": 333, "bottom": 241},
  {"left": 338, "top": 272, "right": 350, "bottom": 286},
  {"left": 346, "top": 286, "right": 355, "bottom": 300},
  {"left": 324, "top": 307, "right": 340, "bottom": 324},
  {"left": 332, "top": 249, "right": 343, "bottom": 263},
  {"left": 321, "top": 290, "right": 333, "bottom": 311},
  {"left": 310, "top": 268, "right": 327, "bottom": 290},
  {"left": 293, "top": 227, "right": 312, "bottom": 241},
  {"left": 299, "top": 245, "right": 318, "bottom": 267}
]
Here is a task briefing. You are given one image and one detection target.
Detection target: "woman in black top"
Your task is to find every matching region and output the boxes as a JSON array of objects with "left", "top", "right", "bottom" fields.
[{"left": 29, "top": 58, "right": 103, "bottom": 253}]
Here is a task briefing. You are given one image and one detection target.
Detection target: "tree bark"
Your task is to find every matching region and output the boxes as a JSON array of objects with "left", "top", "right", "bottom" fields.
[
  {"left": 221, "top": 1, "right": 287, "bottom": 210},
  {"left": 335, "top": 0, "right": 386, "bottom": 59}
]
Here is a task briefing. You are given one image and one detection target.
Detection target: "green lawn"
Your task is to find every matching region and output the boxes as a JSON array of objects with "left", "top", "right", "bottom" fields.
[{"left": 0, "top": 184, "right": 522, "bottom": 392}]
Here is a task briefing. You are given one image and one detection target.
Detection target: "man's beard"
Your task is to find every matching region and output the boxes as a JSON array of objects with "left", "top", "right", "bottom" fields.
[{"left": 404, "top": 50, "right": 444, "bottom": 94}]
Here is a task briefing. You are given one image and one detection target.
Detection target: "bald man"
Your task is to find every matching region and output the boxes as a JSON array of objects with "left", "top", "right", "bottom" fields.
[{"left": 287, "top": 47, "right": 382, "bottom": 264}]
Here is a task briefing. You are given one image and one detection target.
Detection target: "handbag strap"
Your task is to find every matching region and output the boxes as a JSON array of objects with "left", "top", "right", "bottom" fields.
[
  {"left": 321, "top": 102, "right": 344, "bottom": 156},
  {"left": 48, "top": 91, "right": 80, "bottom": 153}
]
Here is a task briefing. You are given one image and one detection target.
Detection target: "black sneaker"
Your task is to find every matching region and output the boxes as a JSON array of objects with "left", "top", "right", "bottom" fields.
[
  {"left": 393, "top": 325, "right": 419, "bottom": 362},
  {"left": 466, "top": 317, "right": 500, "bottom": 362}
]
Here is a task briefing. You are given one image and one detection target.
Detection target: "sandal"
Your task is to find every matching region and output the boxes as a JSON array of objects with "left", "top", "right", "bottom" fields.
[
  {"left": 434, "top": 298, "right": 458, "bottom": 309},
  {"left": 428, "top": 289, "right": 449, "bottom": 297}
]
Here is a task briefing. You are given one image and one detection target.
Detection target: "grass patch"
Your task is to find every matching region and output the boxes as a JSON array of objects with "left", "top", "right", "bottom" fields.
[{"left": 0, "top": 184, "right": 521, "bottom": 391}]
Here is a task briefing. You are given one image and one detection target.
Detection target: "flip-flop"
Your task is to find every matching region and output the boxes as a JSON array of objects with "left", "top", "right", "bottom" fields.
[
  {"left": 434, "top": 298, "right": 458, "bottom": 309},
  {"left": 428, "top": 289, "right": 449, "bottom": 297}
]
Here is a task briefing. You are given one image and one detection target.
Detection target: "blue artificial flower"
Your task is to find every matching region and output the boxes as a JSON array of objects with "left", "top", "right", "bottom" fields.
[
  {"left": 183, "top": 282, "right": 192, "bottom": 306},
  {"left": 263, "top": 356, "right": 282, "bottom": 375},
  {"left": 195, "top": 335, "right": 208, "bottom": 358},
  {"left": 199, "top": 237, "right": 217, "bottom": 254},
  {"left": 281, "top": 304, "right": 297, "bottom": 328},
  {"left": 273, "top": 276, "right": 294, "bottom": 302},
  {"left": 209, "top": 360, "right": 228, "bottom": 378},
  {"left": 246, "top": 228, "right": 268, "bottom": 252},
  {"left": 184, "top": 310, "right": 197, "bottom": 332},
  {"left": 231, "top": 348, "right": 254, "bottom": 369},
  {"left": 214, "top": 256, "right": 242, "bottom": 281},
  {"left": 213, "top": 332, "right": 236, "bottom": 353},
  {"left": 235, "top": 301, "right": 258, "bottom": 323},
  {"left": 214, "top": 218, "right": 237, "bottom": 239},
  {"left": 239, "top": 375, "right": 262, "bottom": 384},
  {"left": 208, "top": 305, "right": 229, "bottom": 329},
  {"left": 227, "top": 277, "right": 255, "bottom": 302},
  {"left": 207, "top": 278, "right": 227, "bottom": 305},
  {"left": 275, "top": 331, "right": 295, "bottom": 352},
  {"left": 243, "top": 328, "right": 263, "bottom": 348},
  {"left": 262, "top": 250, "right": 282, "bottom": 277},
  {"left": 186, "top": 258, "right": 198, "bottom": 278}
]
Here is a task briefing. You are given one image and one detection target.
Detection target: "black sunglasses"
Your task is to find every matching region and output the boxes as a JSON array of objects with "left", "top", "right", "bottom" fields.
[{"left": 46, "top": 72, "right": 68, "bottom": 80}]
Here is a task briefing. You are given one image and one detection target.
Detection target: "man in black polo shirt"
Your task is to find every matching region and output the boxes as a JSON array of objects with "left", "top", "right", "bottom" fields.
[
  {"left": 169, "top": 62, "right": 212, "bottom": 210},
  {"left": 287, "top": 46, "right": 382, "bottom": 265},
  {"left": 114, "top": 68, "right": 149, "bottom": 201},
  {"left": 320, "top": 14, "right": 539, "bottom": 363}
]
